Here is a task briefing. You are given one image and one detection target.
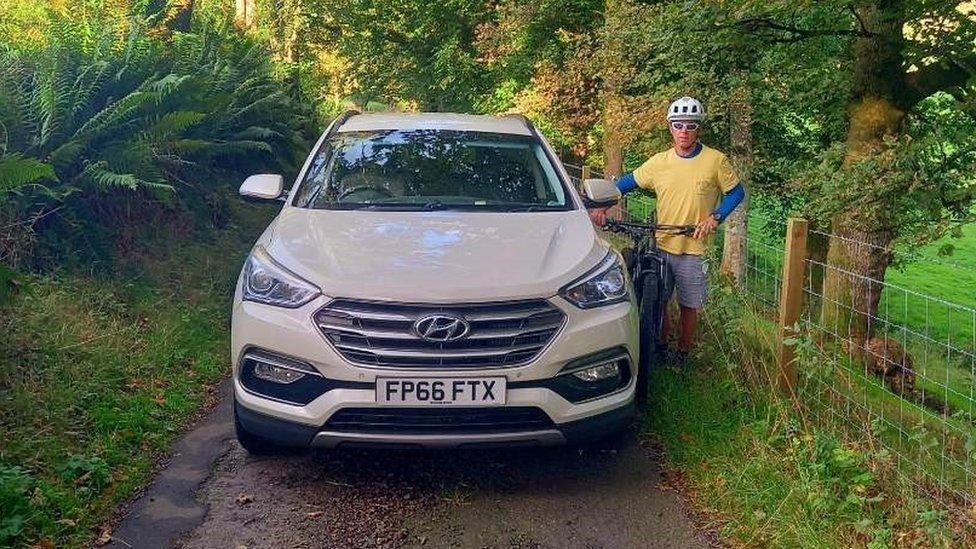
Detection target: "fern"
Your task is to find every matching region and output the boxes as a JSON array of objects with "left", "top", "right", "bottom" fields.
[
  {"left": 231, "top": 126, "right": 284, "bottom": 141},
  {"left": 145, "top": 111, "right": 205, "bottom": 140},
  {"left": 0, "top": 154, "right": 57, "bottom": 193},
  {"left": 78, "top": 160, "right": 172, "bottom": 192}
]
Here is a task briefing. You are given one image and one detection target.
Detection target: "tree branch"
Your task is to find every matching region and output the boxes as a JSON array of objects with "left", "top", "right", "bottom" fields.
[
  {"left": 709, "top": 16, "right": 877, "bottom": 43},
  {"left": 905, "top": 55, "right": 976, "bottom": 104},
  {"left": 848, "top": 4, "right": 870, "bottom": 36}
]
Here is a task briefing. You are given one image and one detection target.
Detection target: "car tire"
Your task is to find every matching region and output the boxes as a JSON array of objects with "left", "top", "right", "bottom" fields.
[
  {"left": 234, "top": 407, "right": 289, "bottom": 456},
  {"left": 636, "top": 274, "right": 661, "bottom": 406}
]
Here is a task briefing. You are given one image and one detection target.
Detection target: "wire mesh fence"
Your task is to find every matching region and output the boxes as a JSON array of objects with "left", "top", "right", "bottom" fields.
[
  {"left": 563, "top": 161, "right": 657, "bottom": 223},
  {"left": 737, "top": 210, "right": 976, "bottom": 535}
]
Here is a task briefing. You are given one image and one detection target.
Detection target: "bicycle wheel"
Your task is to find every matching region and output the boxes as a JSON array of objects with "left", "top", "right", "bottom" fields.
[{"left": 636, "top": 272, "right": 662, "bottom": 405}]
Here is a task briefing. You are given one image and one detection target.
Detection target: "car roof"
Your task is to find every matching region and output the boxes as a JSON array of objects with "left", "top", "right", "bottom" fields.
[{"left": 336, "top": 112, "right": 533, "bottom": 136}]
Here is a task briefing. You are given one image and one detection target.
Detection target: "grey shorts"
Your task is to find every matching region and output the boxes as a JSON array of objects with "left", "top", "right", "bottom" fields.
[{"left": 661, "top": 251, "right": 708, "bottom": 309}]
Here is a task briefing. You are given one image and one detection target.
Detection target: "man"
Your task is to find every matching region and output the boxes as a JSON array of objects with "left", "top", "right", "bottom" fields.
[{"left": 590, "top": 96, "right": 745, "bottom": 363}]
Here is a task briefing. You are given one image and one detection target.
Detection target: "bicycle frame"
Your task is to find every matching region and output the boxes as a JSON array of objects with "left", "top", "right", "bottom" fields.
[{"left": 604, "top": 218, "right": 696, "bottom": 343}]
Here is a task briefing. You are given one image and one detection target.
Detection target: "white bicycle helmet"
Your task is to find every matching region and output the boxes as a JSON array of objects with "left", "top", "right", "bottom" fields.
[{"left": 667, "top": 96, "right": 705, "bottom": 121}]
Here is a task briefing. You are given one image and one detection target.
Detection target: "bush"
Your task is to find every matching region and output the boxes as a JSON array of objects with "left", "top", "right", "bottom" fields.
[
  {"left": 0, "top": 13, "right": 314, "bottom": 269},
  {"left": 0, "top": 465, "right": 34, "bottom": 546}
]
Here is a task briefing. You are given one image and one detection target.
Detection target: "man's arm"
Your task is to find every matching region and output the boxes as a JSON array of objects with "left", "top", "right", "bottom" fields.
[
  {"left": 589, "top": 172, "right": 639, "bottom": 227},
  {"left": 615, "top": 172, "right": 639, "bottom": 194},
  {"left": 693, "top": 183, "right": 745, "bottom": 239},
  {"left": 713, "top": 183, "right": 744, "bottom": 222}
]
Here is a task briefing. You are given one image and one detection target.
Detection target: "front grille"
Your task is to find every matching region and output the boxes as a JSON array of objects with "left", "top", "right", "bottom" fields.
[
  {"left": 324, "top": 407, "right": 555, "bottom": 434},
  {"left": 314, "top": 299, "right": 565, "bottom": 368}
]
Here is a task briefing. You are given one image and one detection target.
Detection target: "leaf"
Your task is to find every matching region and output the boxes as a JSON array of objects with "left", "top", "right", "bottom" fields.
[
  {"left": 78, "top": 161, "right": 173, "bottom": 192},
  {"left": 146, "top": 111, "right": 205, "bottom": 139},
  {"left": 0, "top": 263, "right": 29, "bottom": 305},
  {"left": 0, "top": 154, "right": 58, "bottom": 193},
  {"left": 94, "top": 527, "right": 112, "bottom": 546}
]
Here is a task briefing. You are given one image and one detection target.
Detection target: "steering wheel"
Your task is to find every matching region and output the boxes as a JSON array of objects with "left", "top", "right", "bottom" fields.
[{"left": 336, "top": 184, "right": 395, "bottom": 202}]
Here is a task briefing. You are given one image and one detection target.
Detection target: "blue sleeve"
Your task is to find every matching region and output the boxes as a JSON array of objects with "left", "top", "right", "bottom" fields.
[
  {"left": 615, "top": 172, "right": 638, "bottom": 194},
  {"left": 714, "top": 183, "right": 745, "bottom": 222}
]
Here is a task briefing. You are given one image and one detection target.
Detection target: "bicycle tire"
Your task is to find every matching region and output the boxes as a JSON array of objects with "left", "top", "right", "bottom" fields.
[{"left": 636, "top": 273, "right": 662, "bottom": 405}]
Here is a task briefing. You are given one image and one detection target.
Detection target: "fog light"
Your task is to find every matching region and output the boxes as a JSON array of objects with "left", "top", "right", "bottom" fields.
[
  {"left": 253, "top": 362, "right": 306, "bottom": 384},
  {"left": 572, "top": 361, "right": 620, "bottom": 382}
]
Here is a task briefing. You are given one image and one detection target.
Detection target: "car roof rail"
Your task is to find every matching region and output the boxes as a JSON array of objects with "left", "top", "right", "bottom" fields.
[
  {"left": 501, "top": 113, "right": 536, "bottom": 135},
  {"left": 325, "top": 109, "right": 362, "bottom": 138}
]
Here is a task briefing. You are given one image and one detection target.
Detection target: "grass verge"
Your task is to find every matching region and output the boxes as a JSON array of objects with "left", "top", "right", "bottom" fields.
[
  {"left": 0, "top": 201, "right": 273, "bottom": 548},
  {"left": 641, "top": 280, "right": 971, "bottom": 548}
]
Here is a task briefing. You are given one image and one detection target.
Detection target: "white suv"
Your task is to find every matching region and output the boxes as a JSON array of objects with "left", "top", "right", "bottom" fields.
[{"left": 231, "top": 112, "right": 637, "bottom": 452}]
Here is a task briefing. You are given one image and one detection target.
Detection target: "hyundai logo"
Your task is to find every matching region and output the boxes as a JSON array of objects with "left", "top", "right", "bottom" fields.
[{"left": 413, "top": 314, "right": 470, "bottom": 342}]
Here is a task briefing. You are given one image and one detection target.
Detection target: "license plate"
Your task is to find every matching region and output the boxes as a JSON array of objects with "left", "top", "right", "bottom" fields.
[{"left": 375, "top": 377, "right": 506, "bottom": 406}]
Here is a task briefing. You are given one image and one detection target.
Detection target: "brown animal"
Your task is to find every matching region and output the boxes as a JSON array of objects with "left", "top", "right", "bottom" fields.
[{"left": 862, "top": 337, "right": 916, "bottom": 395}]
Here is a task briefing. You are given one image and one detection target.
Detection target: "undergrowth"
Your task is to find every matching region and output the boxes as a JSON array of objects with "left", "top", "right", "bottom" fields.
[
  {"left": 642, "top": 275, "right": 967, "bottom": 548},
  {"left": 0, "top": 200, "right": 274, "bottom": 548}
]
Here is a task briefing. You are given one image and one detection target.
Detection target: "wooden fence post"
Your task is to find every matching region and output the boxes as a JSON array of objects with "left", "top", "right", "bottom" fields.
[
  {"left": 776, "top": 217, "right": 808, "bottom": 395},
  {"left": 581, "top": 165, "right": 591, "bottom": 182}
]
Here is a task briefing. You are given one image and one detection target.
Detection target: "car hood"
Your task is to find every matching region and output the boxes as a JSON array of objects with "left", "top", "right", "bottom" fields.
[{"left": 262, "top": 207, "right": 608, "bottom": 302}]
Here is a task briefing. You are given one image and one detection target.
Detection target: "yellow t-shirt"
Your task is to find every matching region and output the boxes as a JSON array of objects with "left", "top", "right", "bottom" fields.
[{"left": 633, "top": 144, "right": 738, "bottom": 256}]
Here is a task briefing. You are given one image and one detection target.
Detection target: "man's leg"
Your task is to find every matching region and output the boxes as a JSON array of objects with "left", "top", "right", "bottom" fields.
[
  {"left": 678, "top": 305, "right": 698, "bottom": 353},
  {"left": 671, "top": 253, "right": 707, "bottom": 356}
]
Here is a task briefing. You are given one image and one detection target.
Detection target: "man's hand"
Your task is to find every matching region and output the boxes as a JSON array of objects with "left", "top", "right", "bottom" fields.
[
  {"left": 693, "top": 214, "right": 719, "bottom": 239},
  {"left": 589, "top": 207, "right": 609, "bottom": 227}
]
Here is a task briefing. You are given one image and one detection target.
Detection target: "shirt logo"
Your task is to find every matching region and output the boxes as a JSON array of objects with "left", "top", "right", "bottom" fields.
[{"left": 413, "top": 314, "right": 471, "bottom": 342}]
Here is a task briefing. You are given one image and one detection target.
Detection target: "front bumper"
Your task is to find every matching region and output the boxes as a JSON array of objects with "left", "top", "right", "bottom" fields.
[
  {"left": 235, "top": 398, "right": 635, "bottom": 449},
  {"left": 231, "top": 291, "right": 639, "bottom": 447}
]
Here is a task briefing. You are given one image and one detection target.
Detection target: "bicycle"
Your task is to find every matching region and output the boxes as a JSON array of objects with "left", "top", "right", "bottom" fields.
[{"left": 602, "top": 217, "right": 696, "bottom": 404}]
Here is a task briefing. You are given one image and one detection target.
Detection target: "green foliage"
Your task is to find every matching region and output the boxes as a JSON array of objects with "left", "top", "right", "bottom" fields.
[
  {"left": 0, "top": 11, "right": 312, "bottom": 267},
  {"left": 0, "top": 465, "right": 34, "bottom": 546},
  {"left": 305, "top": 0, "right": 494, "bottom": 111},
  {"left": 0, "top": 155, "right": 58, "bottom": 194},
  {"left": 57, "top": 455, "right": 110, "bottom": 494},
  {"left": 0, "top": 198, "right": 276, "bottom": 547},
  {"left": 643, "top": 275, "right": 963, "bottom": 547}
]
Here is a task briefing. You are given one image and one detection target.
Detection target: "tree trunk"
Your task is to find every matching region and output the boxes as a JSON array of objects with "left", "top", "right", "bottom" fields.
[
  {"left": 820, "top": 1, "right": 906, "bottom": 344},
  {"left": 282, "top": 0, "right": 302, "bottom": 64},
  {"left": 602, "top": 99, "right": 625, "bottom": 219},
  {"left": 722, "top": 81, "right": 751, "bottom": 286},
  {"left": 235, "top": 0, "right": 256, "bottom": 28},
  {"left": 602, "top": 114, "right": 624, "bottom": 179}
]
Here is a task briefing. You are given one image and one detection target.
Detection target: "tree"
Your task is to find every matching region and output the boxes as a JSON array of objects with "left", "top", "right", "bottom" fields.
[
  {"left": 236, "top": 0, "right": 256, "bottom": 28},
  {"left": 474, "top": 0, "right": 604, "bottom": 158},
  {"left": 708, "top": 0, "right": 976, "bottom": 343},
  {"left": 304, "top": 0, "right": 493, "bottom": 111}
]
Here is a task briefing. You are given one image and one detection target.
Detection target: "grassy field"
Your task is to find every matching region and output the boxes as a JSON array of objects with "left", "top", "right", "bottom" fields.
[
  {"left": 0, "top": 200, "right": 273, "bottom": 548},
  {"left": 743, "top": 213, "right": 976, "bottom": 348}
]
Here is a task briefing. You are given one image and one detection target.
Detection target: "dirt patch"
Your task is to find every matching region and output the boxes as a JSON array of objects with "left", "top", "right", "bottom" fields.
[{"left": 174, "top": 427, "right": 709, "bottom": 549}]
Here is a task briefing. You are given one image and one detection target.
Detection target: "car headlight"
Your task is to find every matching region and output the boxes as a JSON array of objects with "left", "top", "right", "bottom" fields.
[
  {"left": 242, "top": 245, "right": 320, "bottom": 308},
  {"left": 560, "top": 252, "right": 628, "bottom": 308}
]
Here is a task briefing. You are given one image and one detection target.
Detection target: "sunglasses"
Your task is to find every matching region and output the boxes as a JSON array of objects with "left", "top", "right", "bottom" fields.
[{"left": 670, "top": 121, "right": 700, "bottom": 131}]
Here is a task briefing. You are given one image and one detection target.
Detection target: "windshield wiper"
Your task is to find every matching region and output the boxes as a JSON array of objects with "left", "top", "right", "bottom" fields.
[
  {"left": 422, "top": 200, "right": 449, "bottom": 210},
  {"left": 326, "top": 202, "right": 439, "bottom": 211},
  {"left": 487, "top": 202, "right": 568, "bottom": 212}
]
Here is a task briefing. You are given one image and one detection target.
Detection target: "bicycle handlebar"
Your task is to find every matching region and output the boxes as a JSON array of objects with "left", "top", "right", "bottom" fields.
[{"left": 603, "top": 218, "right": 696, "bottom": 237}]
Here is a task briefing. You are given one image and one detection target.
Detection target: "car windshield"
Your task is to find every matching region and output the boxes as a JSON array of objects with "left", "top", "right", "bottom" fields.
[{"left": 293, "top": 129, "right": 572, "bottom": 211}]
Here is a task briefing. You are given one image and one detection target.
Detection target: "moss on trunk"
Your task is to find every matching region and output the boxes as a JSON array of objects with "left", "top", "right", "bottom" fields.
[{"left": 820, "top": 1, "right": 907, "bottom": 344}]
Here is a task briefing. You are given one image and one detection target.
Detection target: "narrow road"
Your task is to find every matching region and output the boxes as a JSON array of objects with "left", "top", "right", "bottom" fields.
[{"left": 108, "top": 392, "right": 709, "bottom": 549}]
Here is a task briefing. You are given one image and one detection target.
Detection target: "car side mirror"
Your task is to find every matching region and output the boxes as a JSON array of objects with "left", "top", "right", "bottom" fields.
[
  {"left": 240, "top": 174, "right": 284, "bottom": 200},
  {"left": 581, "top": 178, "right": 621, "bottom": 208}
]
